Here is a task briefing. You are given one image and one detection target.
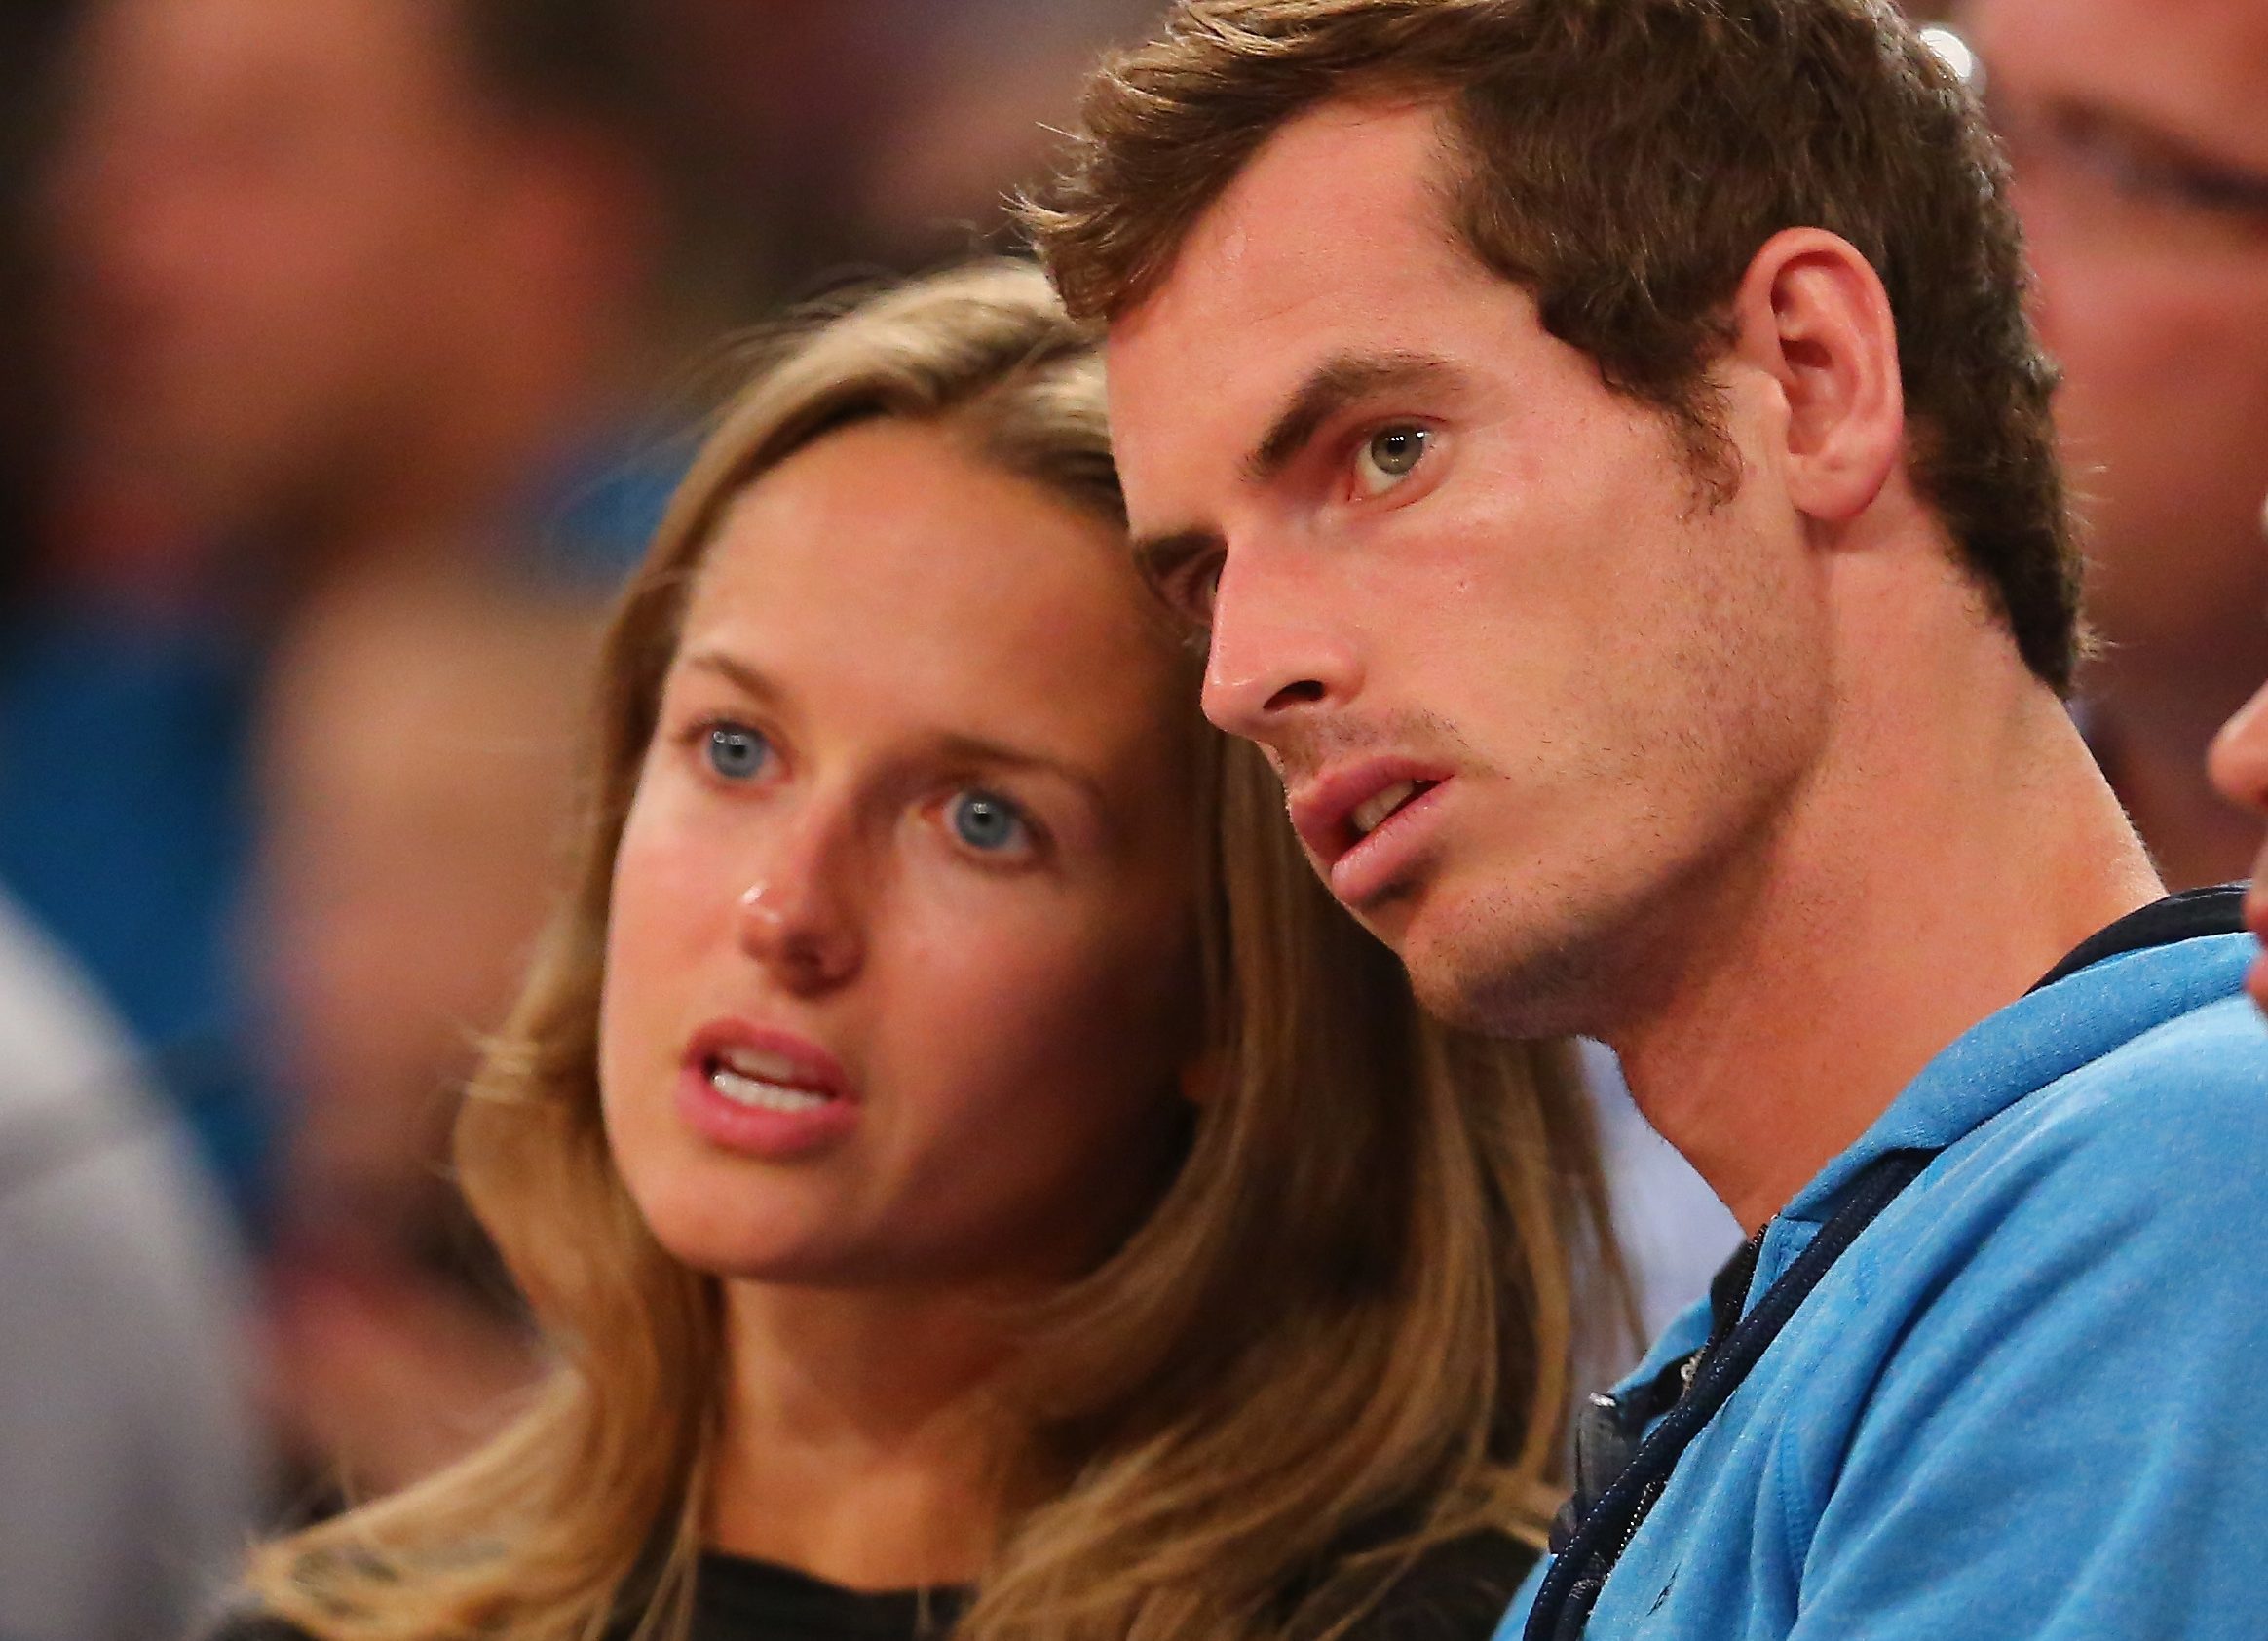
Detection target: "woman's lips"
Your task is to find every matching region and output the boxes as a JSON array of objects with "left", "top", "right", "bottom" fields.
[{"left": 676, "top": 1020, "right": 859, "bottom": 1159}]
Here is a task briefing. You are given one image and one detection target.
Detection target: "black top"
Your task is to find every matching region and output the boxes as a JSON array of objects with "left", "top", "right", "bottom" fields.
[
  {"left": 204, "top": 1530, "right": 1534, "bottom": 1641},
  {"left": 2029, "top": 881, "right": 2248, "bottom": 992},
  {"left": 674, "top": 1553, "right": 965, "bottom": 1639},
  {"left": 201, "top": 1553, "right": 958, "bottom": 1641}
]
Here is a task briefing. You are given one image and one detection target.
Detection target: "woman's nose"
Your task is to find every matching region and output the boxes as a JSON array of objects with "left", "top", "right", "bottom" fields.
[{"left": 733, "top": 820, "right": 865, "bottom": 993}]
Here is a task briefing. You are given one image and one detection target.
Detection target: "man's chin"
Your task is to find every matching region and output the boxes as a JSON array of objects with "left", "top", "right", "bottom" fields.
[{"left": 1394, "top": 892, "right": 1633, "bottom": 1042}]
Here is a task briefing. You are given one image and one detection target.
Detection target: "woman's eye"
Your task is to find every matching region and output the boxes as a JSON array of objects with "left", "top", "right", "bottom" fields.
[
  {"left": 702, "top": 723, "right": 771, "bottom": 782},
  {"left": 944, "top": 788, "right": 1032, "bottom": 856},
  {"left": 1352, "top": 425, "right": 1430, "bottom": 498}
]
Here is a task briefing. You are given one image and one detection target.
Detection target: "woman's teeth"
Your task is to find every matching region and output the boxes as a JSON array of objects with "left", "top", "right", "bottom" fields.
[
  {"left": 1351, "top": 781, "right": 1422, "bottom": 839},
  {"left": 708, "top": 1046, "right": 833, "bottom": 1113},
  {"left": 709, "top": 1066, "right": 832, "bottom": 1114}
]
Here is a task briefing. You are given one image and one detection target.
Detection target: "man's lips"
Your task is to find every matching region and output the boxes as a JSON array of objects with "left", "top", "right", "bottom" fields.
[{"left": 1286, "top": 757, "right": 1453, "bottom": 869}]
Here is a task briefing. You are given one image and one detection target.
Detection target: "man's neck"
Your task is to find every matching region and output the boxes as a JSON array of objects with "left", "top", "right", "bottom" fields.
[
  {"left": 2088, "top": 677, "right": 2263, "bottom": 893},
  {"left": 1611, "top": 631, "right": 2162, "bottom": 1235}
]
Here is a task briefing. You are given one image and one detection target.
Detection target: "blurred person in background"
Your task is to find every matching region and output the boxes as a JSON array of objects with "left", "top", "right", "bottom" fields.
[
  {"left": 49, "top": 0, "right": 705, "bottom": 589},
  {"left": 0, "top": 10, "right": 261, "bottom": 1636},
  {"left": 2210, "top": 488, "right": 2268, "bottom": 1011},
  {"left": 850, "top": 0, "right": 1166, "bottom": 266},
  {"left": 1964, "top": 0, "right": 2268, "bottom": 890},
  {"left": 11, "top": 0, "right": 719, "bottom": 1221},
  {"left": 655, "top": 0, "right": 1163, "bottom": 283},
  {"left": 0, "top": 888, "right": 261, "bottom": 1641},
  {"left": 250, "top": 564, "right": 601, "bottom": 1508}
]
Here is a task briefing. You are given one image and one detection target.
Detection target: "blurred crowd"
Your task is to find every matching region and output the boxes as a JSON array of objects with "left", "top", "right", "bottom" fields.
[{"left": 0, "top": 1, "right": 2260, "bottom": 1639}]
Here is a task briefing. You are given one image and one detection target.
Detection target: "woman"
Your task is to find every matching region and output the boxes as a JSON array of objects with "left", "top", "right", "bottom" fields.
[{"left": 218, "top": 262, "right": 1609, "bottom": 1641}]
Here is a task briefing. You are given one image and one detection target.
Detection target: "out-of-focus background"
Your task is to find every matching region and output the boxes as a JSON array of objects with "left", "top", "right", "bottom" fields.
[{"left": 0, "top": 3, "right": 2260, "bottom": 1638}]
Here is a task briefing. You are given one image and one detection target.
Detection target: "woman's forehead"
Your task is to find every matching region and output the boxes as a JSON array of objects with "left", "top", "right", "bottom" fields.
[{"left": 673, "top": 421, "right": 1188, "bottom": 776}]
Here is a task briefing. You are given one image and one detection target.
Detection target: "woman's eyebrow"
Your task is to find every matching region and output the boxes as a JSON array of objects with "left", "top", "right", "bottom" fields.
[
  {"left": 676, "top": 648, "right": 786, "bottom": 705},
  {"left": 672, "top": 654, "right": 1116, "bottom": 819},
  {"left": 928, "top": 731, "right": 1111, "bottom": 812}
]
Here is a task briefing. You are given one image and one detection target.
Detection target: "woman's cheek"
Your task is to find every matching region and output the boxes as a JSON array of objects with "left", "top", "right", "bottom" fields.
[
  {"left": 892, "top": 887, "right": 1111, "bottom": 1068},
  {"left": 600, "top": 803, "right": 737, "bottom": 1108}
]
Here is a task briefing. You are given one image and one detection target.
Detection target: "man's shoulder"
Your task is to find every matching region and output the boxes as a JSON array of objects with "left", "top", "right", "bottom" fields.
[
  {"left": 1968, "top": 987, "right": 2268, "bottom": 1200},
  {"left": 1839, "top": 992, "right": 2268, "bottom": 1374},
  {"left": 2079, "top": 973, "right": 2268, "bottom": 1077}
]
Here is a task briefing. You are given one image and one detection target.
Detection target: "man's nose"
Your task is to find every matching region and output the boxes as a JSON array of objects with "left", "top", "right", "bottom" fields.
[
  {"left": 734, "top": 811, "right": 866, "bottom": 995},
  {"left": 1198, "top": 548, "right": 1363, "bottom": 745}
]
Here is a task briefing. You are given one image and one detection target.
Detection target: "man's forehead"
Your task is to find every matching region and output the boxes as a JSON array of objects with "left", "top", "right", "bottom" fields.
[
  {"left": 1115, "top": 99, "right": 1459, "bottom": 340},
  {"left": 1102, "top": 97, "right": 1496, "bottom": 506}
]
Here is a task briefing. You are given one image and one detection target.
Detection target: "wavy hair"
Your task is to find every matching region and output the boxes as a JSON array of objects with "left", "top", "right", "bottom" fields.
[{"left": 244, "top": 259, "right": 1612, "bottom": 1641}]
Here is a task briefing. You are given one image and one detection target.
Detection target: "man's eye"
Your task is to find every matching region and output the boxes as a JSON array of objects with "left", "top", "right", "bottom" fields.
[
  {"left": 944, "top": 788, "right": 1034, "bottom": 857},
  {"left": 1171, "top": 553, "right": 1224, "bottom": 629},
  {"left": 1353, "top": 425, "right": 1430, "bottom": 497},
  {"left": 703, "top": 722, "right": 770, "bottom": 782}
]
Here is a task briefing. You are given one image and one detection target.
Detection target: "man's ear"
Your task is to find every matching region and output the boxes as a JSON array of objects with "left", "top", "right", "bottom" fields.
[{"left": 1726, "top": 227, "right": 1906, "bottom": 528}]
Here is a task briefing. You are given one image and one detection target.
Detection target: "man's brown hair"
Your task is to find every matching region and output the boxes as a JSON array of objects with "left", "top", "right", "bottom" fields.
[{"left": 1027, "top": 0, "right": 2084, "bottom": 691}]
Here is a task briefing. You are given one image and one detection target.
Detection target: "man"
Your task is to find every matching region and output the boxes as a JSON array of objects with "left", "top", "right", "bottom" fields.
[
  {"left": 1030, "top": 2, "right": 2268, "bottom": 1636},
  {"left": 1964, "top": 0, "right": 2268, "bottom": 890}
]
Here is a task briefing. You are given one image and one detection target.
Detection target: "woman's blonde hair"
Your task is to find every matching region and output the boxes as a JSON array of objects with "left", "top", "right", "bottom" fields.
[{"left": 245, "top": 259, "right": 1613, "bottom": 1641}]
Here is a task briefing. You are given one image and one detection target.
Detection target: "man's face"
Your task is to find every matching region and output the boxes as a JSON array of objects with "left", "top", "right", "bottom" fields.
[
  {"left": 50, "top": 0, "right": 532, "bottom": 540},
  {"left": 1968, "top": 0, "right": 2268, "bottom": 702},
  {"left": 1105, "top": 101, "right": 1836, "bottom": 1039}
]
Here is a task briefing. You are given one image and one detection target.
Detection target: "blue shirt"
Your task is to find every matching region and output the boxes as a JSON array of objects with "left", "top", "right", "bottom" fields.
[{"left": 1500, "top": 930, "right": 2268, "bottom": 1641}]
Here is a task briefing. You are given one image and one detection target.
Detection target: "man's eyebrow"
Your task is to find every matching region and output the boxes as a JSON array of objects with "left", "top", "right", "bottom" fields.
[
  {"left": 1125, "top": 352, "right": 1466, "bottom": 611},
  {"left": 1245, "top": 351, "right": 1463, "bottom": 484}
]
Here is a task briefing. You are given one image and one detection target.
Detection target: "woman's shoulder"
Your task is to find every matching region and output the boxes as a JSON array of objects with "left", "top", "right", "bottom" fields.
[{"left": 1339, "top": 1528, "right": 1538, "bottom": 1641}]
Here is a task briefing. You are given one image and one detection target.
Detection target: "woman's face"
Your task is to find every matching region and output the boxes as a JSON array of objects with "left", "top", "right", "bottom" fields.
[{"left": 600, "top": 418, "right": 1201, "bottom": 1292}]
